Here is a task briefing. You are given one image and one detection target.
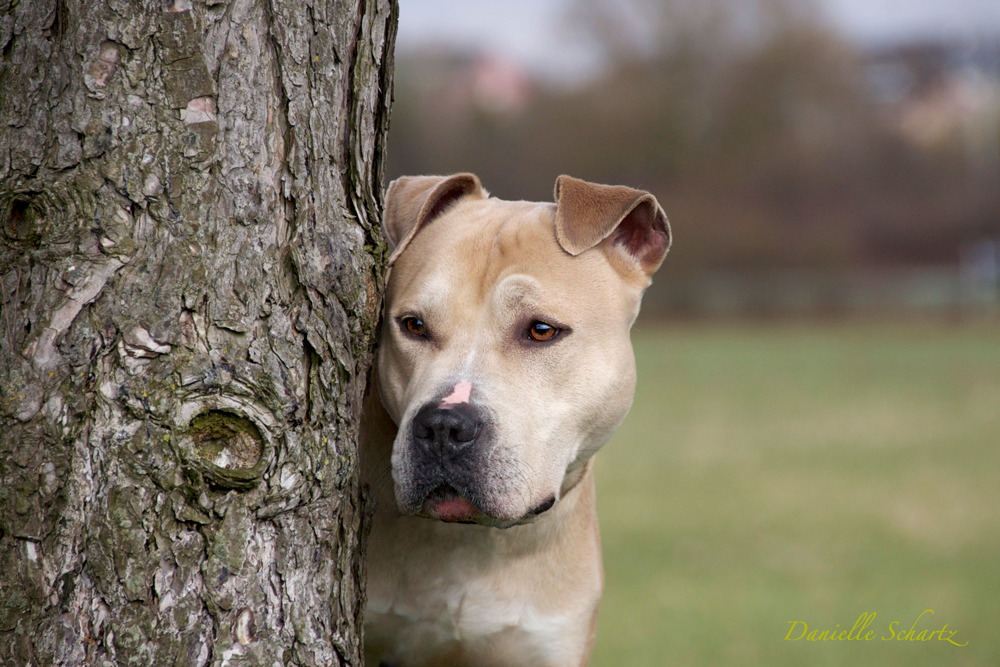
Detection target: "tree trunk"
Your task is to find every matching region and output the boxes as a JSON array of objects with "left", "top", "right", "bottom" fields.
[{"left": 0, "top": 0, "right": 396, "bottom": 664}]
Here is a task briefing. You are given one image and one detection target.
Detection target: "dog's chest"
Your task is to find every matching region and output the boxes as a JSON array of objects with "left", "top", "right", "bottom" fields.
[{"left": 366, "top": 579, "right": 581, "bottom": 666}]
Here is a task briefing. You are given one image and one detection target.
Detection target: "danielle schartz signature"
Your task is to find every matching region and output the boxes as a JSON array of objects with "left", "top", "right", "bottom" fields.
[{"left": 785, "top": 609, "right": 967, "bottom": 646}]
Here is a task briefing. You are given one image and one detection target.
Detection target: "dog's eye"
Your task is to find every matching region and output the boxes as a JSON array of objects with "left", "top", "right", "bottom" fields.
[
  {"left": 401, "top": 316, "right": 427, "bottom": 337},
  {"left": 527, "top": 321, "right": 559, "bottom": 342}
]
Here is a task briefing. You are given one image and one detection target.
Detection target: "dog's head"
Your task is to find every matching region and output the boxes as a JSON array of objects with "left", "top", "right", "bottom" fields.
[{"left": 377, "top": 173, "right": 670, "bottom": 527}]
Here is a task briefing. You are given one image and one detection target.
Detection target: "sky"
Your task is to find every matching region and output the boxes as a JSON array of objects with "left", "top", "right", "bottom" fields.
[{"left": 396, "top": 0, "right": 1000, "bottom": 82}]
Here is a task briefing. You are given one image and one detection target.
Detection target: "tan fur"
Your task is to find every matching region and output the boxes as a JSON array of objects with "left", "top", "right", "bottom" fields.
[{"left": 362, "top": 174, "right": 669, "bottom": 666}]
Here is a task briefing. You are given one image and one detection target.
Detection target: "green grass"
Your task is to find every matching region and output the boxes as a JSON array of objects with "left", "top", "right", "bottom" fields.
[{"left": 591, "top": 322, "right": 1000, "bottom": 667}]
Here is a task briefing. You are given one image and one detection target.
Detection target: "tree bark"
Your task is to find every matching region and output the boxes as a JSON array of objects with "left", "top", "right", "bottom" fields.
[{"left": 0, "top": 0, "right": 396, "bottom": 664}]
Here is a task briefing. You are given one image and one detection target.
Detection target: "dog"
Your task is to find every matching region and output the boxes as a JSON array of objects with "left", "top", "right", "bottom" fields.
[{"left": 361, "top": 173, "right": 670, "bottom": 666}]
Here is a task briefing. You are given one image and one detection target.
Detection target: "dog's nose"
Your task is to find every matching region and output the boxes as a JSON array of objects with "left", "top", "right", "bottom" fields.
[{"left": 411, "top": 402, "right": 483, "bottom": 452}]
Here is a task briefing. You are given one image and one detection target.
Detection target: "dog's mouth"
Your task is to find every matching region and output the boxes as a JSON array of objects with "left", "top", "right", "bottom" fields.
[
  {"left": 420, "top": 484, "right": 482, "bottom": 523},
  {"left": 528, "top": 495, "right": 556, "bottom": 516},
  {"left": 417, "top": 484, "right": 558, "bottom": 526}
]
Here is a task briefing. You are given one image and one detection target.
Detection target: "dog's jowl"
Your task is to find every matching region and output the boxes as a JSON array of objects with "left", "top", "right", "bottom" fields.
[{"left": 361, "top": 173, "right": 671, "bottom": 667}]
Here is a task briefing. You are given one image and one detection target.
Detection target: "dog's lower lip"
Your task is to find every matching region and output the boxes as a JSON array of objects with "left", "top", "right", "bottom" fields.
[{"left": 423, "top": 485, "right": 480, "bottom": 523}]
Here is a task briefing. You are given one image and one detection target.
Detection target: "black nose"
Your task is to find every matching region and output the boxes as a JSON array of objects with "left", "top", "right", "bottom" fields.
[{"left": 411, "top": 402, "right": 483, "bottom": 453}]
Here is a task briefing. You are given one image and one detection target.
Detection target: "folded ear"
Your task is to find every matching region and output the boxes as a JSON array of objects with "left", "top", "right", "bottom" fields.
[
  {"left": 383, "top": 173, "right": 486, "bottom": 265},
  {"left": 554, "top": 175, "right": 671, "bottom": 276}
]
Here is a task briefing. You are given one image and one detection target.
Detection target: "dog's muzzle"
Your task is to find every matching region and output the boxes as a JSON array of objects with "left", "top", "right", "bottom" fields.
[{"left": 400, "top": 399, "right": 497, "bottom": 523}]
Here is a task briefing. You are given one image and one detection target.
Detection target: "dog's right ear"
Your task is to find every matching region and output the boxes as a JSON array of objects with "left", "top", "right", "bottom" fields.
[
  {"left": 554, "top": 175, "right": 671, "bottom": 278},
  {"left": 383, "top": 173, "right": 486, "bottom": 266}
]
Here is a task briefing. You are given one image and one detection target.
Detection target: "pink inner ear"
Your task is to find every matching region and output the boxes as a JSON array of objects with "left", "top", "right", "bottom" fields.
[
  {"left": 423, "top": 184, "right": 472, "bottom": 227},
  {"left": 612, "top": 202, "right": 670, "bottom": 269}
]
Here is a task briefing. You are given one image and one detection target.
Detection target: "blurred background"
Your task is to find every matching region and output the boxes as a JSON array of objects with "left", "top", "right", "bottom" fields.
[
  {"left": 391, "top": 0, "right": 1000, "bottom": 318},
  {"left": 388, "top": 1, "right": 1000, "bottom": 665}
]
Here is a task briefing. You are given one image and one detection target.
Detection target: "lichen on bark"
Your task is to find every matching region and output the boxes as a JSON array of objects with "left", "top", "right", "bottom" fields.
[{"left": 0, "top": 0, "right": 398, "bottom": 664}]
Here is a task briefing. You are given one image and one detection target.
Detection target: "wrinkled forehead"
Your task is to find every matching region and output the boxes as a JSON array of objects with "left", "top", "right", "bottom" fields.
[
  {"left": 386, "top": 198, "right": 562, "bottom": 303},
  {"left": 384, "top": 197, "right": 643, "bottom": 332}
]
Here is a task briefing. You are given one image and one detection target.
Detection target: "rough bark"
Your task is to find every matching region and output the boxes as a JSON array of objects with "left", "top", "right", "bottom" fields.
[{"left": 0, "top": 0, "right": 396, "bottom": 664}]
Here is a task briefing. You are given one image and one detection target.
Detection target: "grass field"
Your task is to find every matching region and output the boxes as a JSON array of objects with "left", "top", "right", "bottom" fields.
[{"left": 591, "top": 322, "right": 1000, "bottom": 667}]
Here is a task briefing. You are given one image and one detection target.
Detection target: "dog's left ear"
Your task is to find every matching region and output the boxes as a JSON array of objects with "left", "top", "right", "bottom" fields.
[
  {"left": 383, "top": 173, "right": 486, "bottom": 266},
  {"left": 554, "top": 175, "right": 671, "bottom": 276}
]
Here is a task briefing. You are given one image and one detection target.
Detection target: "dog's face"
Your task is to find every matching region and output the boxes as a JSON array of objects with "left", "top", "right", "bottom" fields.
[{"left": 377, "top": 174, "right": 670, "bottom": 527}]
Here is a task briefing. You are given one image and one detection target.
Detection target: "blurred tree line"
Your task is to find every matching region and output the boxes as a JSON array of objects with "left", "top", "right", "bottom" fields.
[{"left": 387, "top": 0, "right": 1000, "bottom": 287}]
